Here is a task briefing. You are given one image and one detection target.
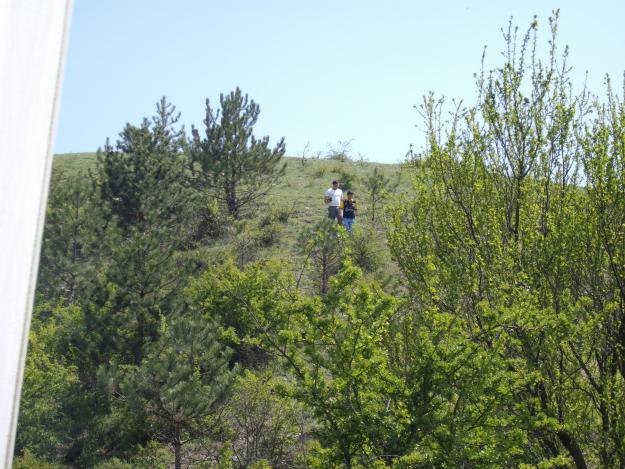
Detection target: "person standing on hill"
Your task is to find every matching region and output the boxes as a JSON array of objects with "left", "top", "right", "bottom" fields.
[
  {"left": 324, "top": 179, "right": 343, "bottom": 225},
  {"left": 342, "top": 191, "right": 357, "bottom": 231}
]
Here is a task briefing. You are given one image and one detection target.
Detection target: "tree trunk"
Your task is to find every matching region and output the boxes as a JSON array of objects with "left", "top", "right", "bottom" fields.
[
  {"left": 321, "top": 256, "right": 328, "bottom": 295},
  {"left": 134, "top": 307, "right": 145, "bottom": 365},
  {"left": 513, "top": 173, "right": 522, "bottom": 242},
  {"left": 174, "top": 440, "right": 182, "bottom": 469},
  {"left": 225, "top": 180, "right": 239, "bottom": 219},
  {"left": 557, "top": 430, "right": 587, "bottom": 469}
]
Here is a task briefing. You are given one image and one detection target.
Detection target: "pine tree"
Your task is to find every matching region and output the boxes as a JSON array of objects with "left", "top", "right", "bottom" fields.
[
  {"left": 118, "top": 311, "right": 236, "bottom": 469},
  {"left": 97, "top": 97, "right": 192, "bottom": 234},
  {"left": 88, "top": 98, "right": 198, "bottom": 366},
  {"left": 190, "top": 87, "right": 286, "bottom": 219},
  {"left": 297, "top": 219, "right": 344, "bottom": 294},
  {"left": 37, "top": 171, "right": 105, "bottom": 303},
  {"left": 364, "top": 167, "right": 391, "bottom": 221}
]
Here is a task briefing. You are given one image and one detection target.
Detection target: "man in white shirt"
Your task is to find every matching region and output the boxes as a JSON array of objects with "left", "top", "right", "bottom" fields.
[{"left": 324, "top": 179, "right": 343, "bottom": 224}]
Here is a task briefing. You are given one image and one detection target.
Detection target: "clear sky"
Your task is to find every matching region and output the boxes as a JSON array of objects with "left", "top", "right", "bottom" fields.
[{"left": 55, "top": 0, "right": 625, "bottom": 163}]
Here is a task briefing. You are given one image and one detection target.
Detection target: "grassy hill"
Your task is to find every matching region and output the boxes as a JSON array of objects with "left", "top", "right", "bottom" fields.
[{"left": 52, "top": 152, "right": 412, "bottom": 287}]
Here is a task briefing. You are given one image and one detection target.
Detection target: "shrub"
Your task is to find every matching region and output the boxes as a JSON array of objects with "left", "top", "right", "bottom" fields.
[
  {"left": 297, "top": 219, "right": 344, "bottom": 294},
  {"left": 231, "top": 220, "right": 263, "bottom": 265},
  {"left": 345, "top": 225, "right": 384, "bottom": 272},
  {"left": 195, "top": 198, "right": 227, "bottom": 241},
  {"left": 258, "top": 210, "right": 274, "bottom": 228},
  {"left": 275, "top": 204, "right": 294, "bottom": 223},
  {"left": 13, "top": 450, "right": 62, "bottom": 469},
  {"left": 259, "top": 205, "right": 293, "bottom": 227},
  {"left": 311, "top": 166, "right": 327, "bottom": 178},
  {"left": 258, "top": 220, "right": 282, "bottom": 247},
  {"left": 326, "top": 152, "right": 350, "bottom": 162},
  {"left": 224, "top": 370, "right": 303, "bottom": 469},
  {"left": 325, "top": 140, "right": 354, "bottom": 162}
]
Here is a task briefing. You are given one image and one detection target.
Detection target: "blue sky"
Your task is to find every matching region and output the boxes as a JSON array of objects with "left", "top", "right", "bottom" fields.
[{"left": 55, "top": 0, "right": 625, "bottom": 163}]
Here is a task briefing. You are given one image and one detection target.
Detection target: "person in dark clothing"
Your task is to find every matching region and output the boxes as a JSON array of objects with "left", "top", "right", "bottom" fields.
[{"left": 342, "top": 191, "right": 357, "bottom": 231}]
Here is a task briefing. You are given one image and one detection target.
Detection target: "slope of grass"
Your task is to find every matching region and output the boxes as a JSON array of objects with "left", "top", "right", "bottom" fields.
[
  {"left": 53, "top": 152, "right": 98, "bottom": 174},
  {"left": 52, "top": 152, "right": 410, "bottom": 216},
  {"left": 52, "top": 152, "right": 411, "bottom": 287}
]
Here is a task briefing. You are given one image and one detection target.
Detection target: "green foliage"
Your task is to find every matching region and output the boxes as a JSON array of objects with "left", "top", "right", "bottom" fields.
[
  {"left": 386, "top": 11, "right": 625, "bottom": 468},
  {"left": 37, "top": 171, "right": 106, "bottom": 303},
  {"left": 92, "top": 445, "right": 171, "bottom": 469},
  {"left": 292, "top": 267, "right": 400, "bottom": 468},
  {"left": 269, "top": 204, "right": 295, "bottom": 224},
  {"left": 310, "top": 165, "right": 327, "bottom": 178},
  {"left": 191, "top": 87, "right": 287, "bottom": 219},
  {"left": 97, "top": 97, "right": 192, "bottom": 234},
  {"left": 258, "top": 208, "right": 288, "bottom": 245},
  {"left": 297, "top": 219, "right": 344, "bottom": 294},
  {"left": 189, "top": 259, "right": 295, "bottom": 350},
  {"left": 115, "top": 311, "right": 236, "bottom": 469},
  {"left": 16, "top": 303, "right": 81, "bottom": 459},
  {"left": 225, "top": 370, "right": 303, "bottom": 468},
  {"left": 250, "top": 265, "right": 404, "bottom": 468},
  {"left": 364, "top": 167, "right": 392, "bottom": 221},
  {"left": 86, "top": 223, "right": 190, "bottom": 367},
  {"left": 13, "top": 449, "right": 63, "bottom": 469},
  {"left": 26, "top": 12, "right": 625, "bottom": 469},
  {"left": 344, "top": 224, "right": 384, "bottom": 272},
  {"left": 326, "top": 140, "right": 354, "bottom": 162},
  {"left": 194, "top": 197, "right": 229, "bottom": 242},
  {"left": 258, "top": 219, "right": 283, "bottom": 247}
]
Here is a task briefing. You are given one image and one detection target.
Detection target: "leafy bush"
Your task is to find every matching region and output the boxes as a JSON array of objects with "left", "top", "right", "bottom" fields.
[
  {"left": 256, "top": 210, "right": 284, "bottom": 247},
  {"left": 16, "top": 304, "right": 81, "bottom": 460},
  {"left": 297, "top": 219, "right": 344, "bottom": 294},
  {"left": 326, "top": 152, "right": 350, "bottom": 162},
  {"left": 229, "top": 221, "right": 263, "bottom": 264},
  {"left": 325, "top": 140, "right": 354, "bottom": 162},
  {"left": 224, "top": 370, "right": 303, "bottom": 468}
]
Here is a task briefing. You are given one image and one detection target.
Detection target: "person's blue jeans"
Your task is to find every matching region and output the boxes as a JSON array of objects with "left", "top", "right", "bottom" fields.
[{"left": 343, "top": 217, "right": 355, "bottom": 231}]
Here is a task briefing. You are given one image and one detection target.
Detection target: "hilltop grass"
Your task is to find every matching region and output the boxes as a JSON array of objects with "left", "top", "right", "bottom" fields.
[
  {"left": 53, "top": 152, "right": 98, "bottom": 174},
  {"left": 52, "top": 152, "right": 410, "bottom": 212}
]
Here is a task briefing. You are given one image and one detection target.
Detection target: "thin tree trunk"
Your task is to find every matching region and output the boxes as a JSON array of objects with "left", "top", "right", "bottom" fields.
[
  {"left": 134, "top": 307, "right": 145, "bottom": 365},
  {"left": 174, "top": 440, "right": 182, "bottom": 469},
  {"left": 225, "top": 180, "right": 239, "bottom": 219},
  {"left": 557, "top": 430, "right": 587, "bottom": 469},
  {"left": 321, "top": 255, "right": 328, "bottom": 295}
]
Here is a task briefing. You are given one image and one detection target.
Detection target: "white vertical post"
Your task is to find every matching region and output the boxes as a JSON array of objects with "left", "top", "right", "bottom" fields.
[{"left": 0, "top": 0, "right": 73, "bottom": 466}]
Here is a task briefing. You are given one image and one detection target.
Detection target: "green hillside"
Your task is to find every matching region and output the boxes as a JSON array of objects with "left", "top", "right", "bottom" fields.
[
  {"left": 52, "top": 152, "right": 409, "bottom": 207},
  {"left": 19, "top": 14, "right": 625, "bottom": 467},
  {"left": 52, "top": 152, "right": 410, "bottom": 283}
]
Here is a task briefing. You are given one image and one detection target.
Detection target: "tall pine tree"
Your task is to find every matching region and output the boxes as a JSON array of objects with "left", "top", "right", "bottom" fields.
[
  {"left": 97, "top": 96, "right": 192, "bottom": 234},
  {"left": 190, "top": 87, "right": 286, "bottom": 219}
]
